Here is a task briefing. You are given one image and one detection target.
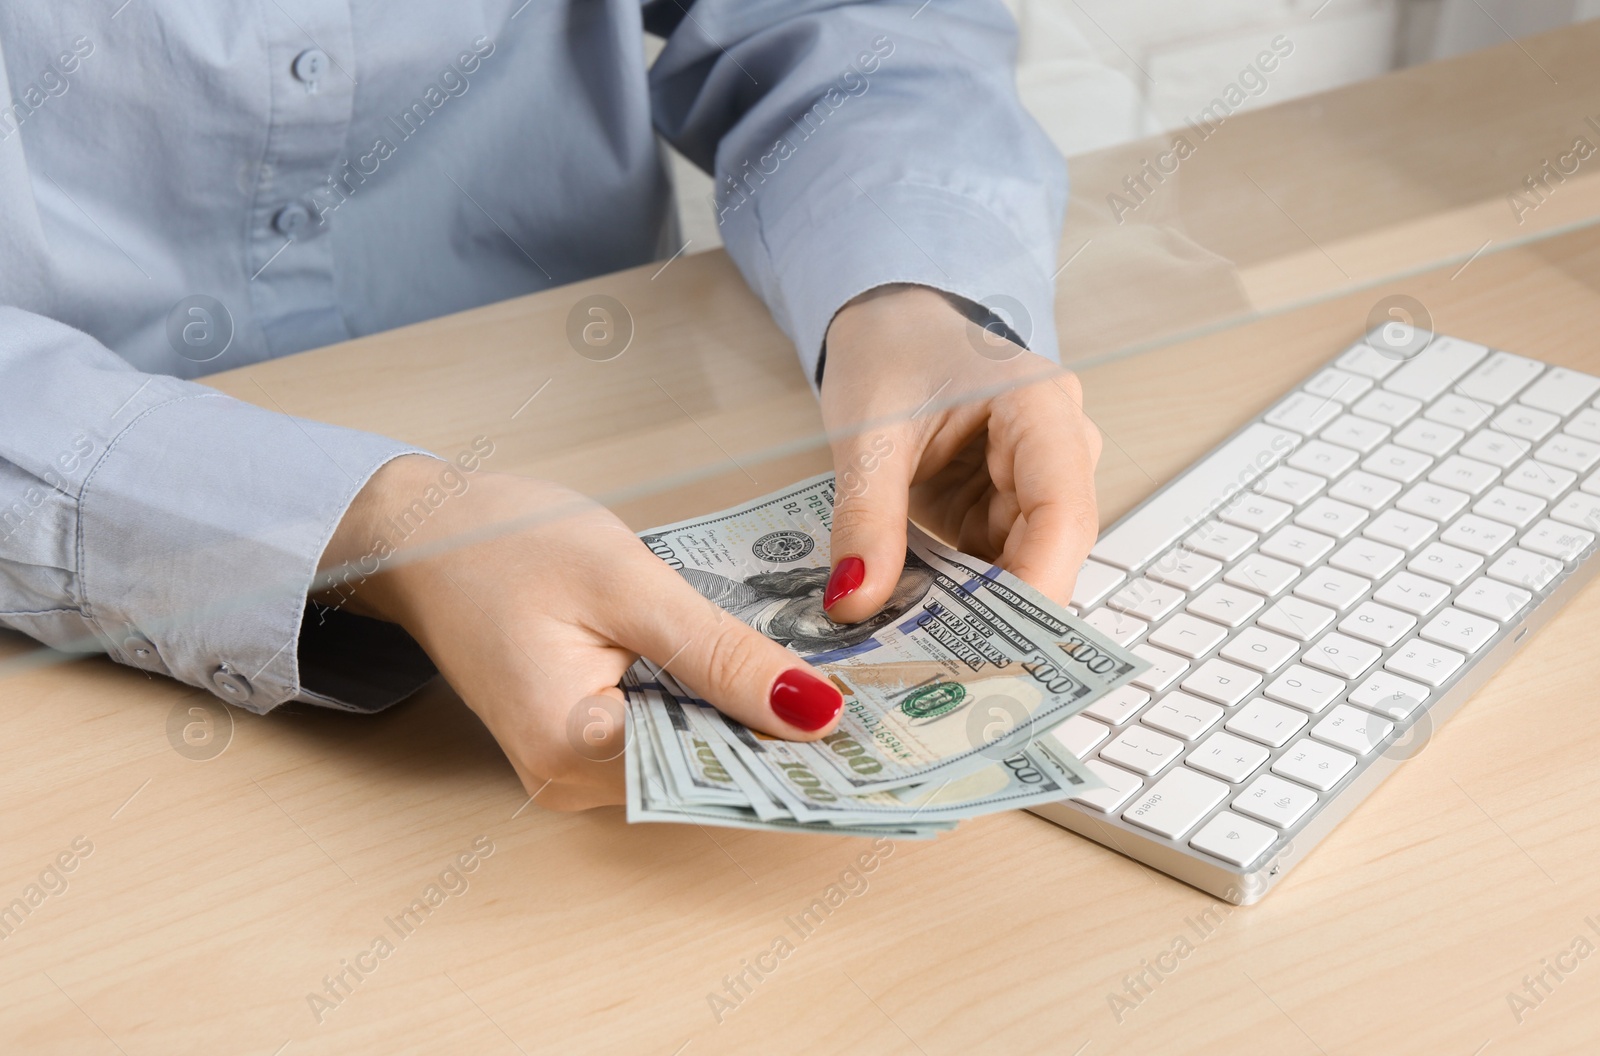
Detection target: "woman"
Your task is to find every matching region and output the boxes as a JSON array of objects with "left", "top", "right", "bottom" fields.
[{"left": 0, "top": 0, "right": 1100, "bottom": 810}]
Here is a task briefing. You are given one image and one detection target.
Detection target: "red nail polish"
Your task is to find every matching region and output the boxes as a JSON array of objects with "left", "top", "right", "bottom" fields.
[
  {"left": 770, "top": 668, "right": 843, "bottom": 732},
  {"left": 824, "top": 555, "right": 866, "bottom": 609}
]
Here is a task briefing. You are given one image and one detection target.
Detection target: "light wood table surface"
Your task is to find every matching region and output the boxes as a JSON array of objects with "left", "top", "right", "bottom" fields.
[{"left": 6, "top": 22, "right": 1600, "bottom": 1056}]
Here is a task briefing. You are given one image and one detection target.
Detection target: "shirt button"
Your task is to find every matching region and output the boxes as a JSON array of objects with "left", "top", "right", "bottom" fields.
[
  {"left": 273, "top": 203, "right": 311, "bottom": 237},
  {"left": 291, "top": 48, "right": 328, "bottom": 84},
  {"left": 124, "top": 636, "right": 155, "bottom": 662},
  {"left": 211, "top": 663, "right": 254, "bottom": 704}
]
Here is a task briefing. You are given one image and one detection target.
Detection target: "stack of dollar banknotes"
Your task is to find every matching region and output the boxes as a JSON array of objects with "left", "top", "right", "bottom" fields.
[{"left": 624, "top": 474, "right": 1149, "bottom": 838}]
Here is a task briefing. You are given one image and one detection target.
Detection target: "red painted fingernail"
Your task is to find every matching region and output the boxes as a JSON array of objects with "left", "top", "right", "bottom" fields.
[
  {"left": 769, "top": 668, "right": 843, "bottom": 732},
  {"left": 824, "top": 555, "right": 866, "bottom": 609}
]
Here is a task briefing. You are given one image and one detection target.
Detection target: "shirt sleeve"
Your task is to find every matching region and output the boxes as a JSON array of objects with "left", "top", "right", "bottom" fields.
[
  {"left": 644, "top": 0, "right": 1068, "bottom": 382},
  {"left": 0, "top": 307, "right": 437, "bottom": 715}
]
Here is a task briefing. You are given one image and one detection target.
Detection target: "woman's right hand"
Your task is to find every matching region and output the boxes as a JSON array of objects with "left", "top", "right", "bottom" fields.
[{"left": 316, "top": 456, "right": 844, "bottom": 810}]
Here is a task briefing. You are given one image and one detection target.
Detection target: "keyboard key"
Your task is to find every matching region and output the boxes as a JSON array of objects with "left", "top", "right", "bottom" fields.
[
  {"left": 1328, "top": 536, "right": 1405, "bottom": 577},
  {"left": 1264, "top": 664, "right": 1347, "bottom": 713},
  {"left": 1586, "top": 468, "right": 1600, "bottom": 497},
  {"left": 1393, "top": 419, "right": 1464, "bottom": 457},
  {"left": 1100, "top": 725, "right": 1185, "bottom": 776},
  {"left": 1256, "top": 596, "right": 1337, "bottom": 641},
  {"left": 1502, "top": 459, "right": 1576, "bottom": 501},
  {"left": 1146, "top": 548, "right": 1222, "bottom": 592},
  {"left": 1408, "top": 542, "right": 1483, "bottom": 585},
  {"left": 1107, "top": 578, "right": 1187, "bottom": 621},
  {"left": 1272, "top": 738, "right": 1357, "bottom": 792},
  {"left": 1255, "top": 465, "right": 1327, "bottom": 505},
  {"left": 1458, "top": 430, "right": 1531, "bottom": 469},
  {"left": 1338, "top": 601, "right": 1417, "bottom": 647},
  {"left": 1536, "top": 434, "right": 1600, "bottom": 474},
  {"left": 1348, "top": 670, "right": 1431, "bottom": 719},
  {"left": 1259, "top": 525, "right": 1336, "bottom": 566},
  {"left": 1186, "top": 584, "right": 1265, "bottom": 627},
  {"left": 1266, "top": 391, "right": 1344, "bottom": 435},
  {"left": 1294, "top": 497, "right": 1368, "bottom": 538},
  {"left": 1381, "top": 335, "right": 1489, "bottom": 401},
  {"left": 1085, "top": 685, "right": 1150, "bottom": 725},
  {"left": 1047, "top": 714, "right": 1111, "bottom": 760},
  {"left": 1518, "top": 366, "right": 1600, "bottom": 416},
  {"left": 1372, "top": 570, "right": 1451, "bottom": 616},
  {"left": 1492, "top": 404, "right": 1561, "bottom": 443},
  {"left": 1293, "top": 566, "right": 1371, "bottom": 610},
  {"left": 1455, "top": 576, "right": 1532, "bottom": 623},
  {"left": 1188, "top": 732, "right": 1272, "bottom": 783},
  {"left": 1302, "top": 367, "right": 1374, "bottom": 403},
  {"left": 1070, "top": 760, "right": 1145, "bottom": 812},
  {"left": 1552, "top": 492, "right": 1600, "bottom": 533},
  {"left": 1564, "top": 408, "right": 1600, "bottom": 443},
  {"left": 1190, "top": 811, "right": 1281, "bottom": 868},
  {"left": 1487, "top": 547, "right": 1563, "bottom": 593},
  {"left": 1453, "top": 351, "right": 1543, "bottom": 407},
  {"left": 1224, "top": 553, "right": 1300, "bottom": 597},
  {"left": 1328, "top": 469, "right": 1402, "bottom": 510},
  {"left": 1520, "top": 518, "right": 1596, "bottom": 563},
  {"left": 1091, "top": 423, "right": 1298, "bottom": 570},
  {"left": 1336, "top": 342, "right": 1404, "bottom": 379},
  {"left": 1071, "top": 559, "right": 1125, "bottom": 610},
  {"left": 1473, "top": 486, "right": 1546, "bottom": 528},
  {"left": 1183, "top": 520, "right": 1258, "bottom": 562},
  {"left": 1439, "top": 513, "right": 1517, "bottom": 557},
  {"left": 1363, "top": 509, "right": 1438, "bottom": 551},
  {"left": 1084, "top": 606, "right": 1147, "bottom": 646},
  {"left": 1301, "top": 632, "right": 1382, "bottom": 679},
  {"left": 1147, "top": 614, "right": 1228, "bottom": 659},
  {"left": 1122, "top": 767, "right": 1230, "bottom": 840},
  {"left": 1352, "top": 390, "right": 1422, "bottom": 427},
  {"left": 1180, "top": 659, "right": 1263, "bottom": 706},
  {"left": 1396, "top": 481, "right": 1470, "bottom": 521},
  {"left": 1219, "top": 627, "right": 1301, "bottom": 673},
  {"left": 1225, "top": 698, "right": 1308, "bottom": 747},
  {"left": 1320, "top": 414, "right": 1390, "bottom": 453},
  {"left": 1311, "top": 703, "right": 1394, "bottom": 755},
  {"left": 1362, "top": 443, "right": 1433, "bottom": 484},
  {"left": 1233, "top": 774, "right": 1318, "bottom": 828},
  {"left": 1419, "top": 607, "right": 1499, "bottom": 654},
  {"left": 1428, "top": 454, "right": 1501, "bottom": 494},
  {"left": 1218, "top": 494, "right": 1293, "bottom": 533},
  {"left": 1426, "top": 393, "right": 1493, "bottom": 430},
  {"left": 1287, "top": 439, "right": 1360, "bottom": 477},
  {"left": 1140, "top": 692, "right": 1224, "bottom": 741},
  {"left": 1130, "top": 644, "right": 1188, "bottom": 692},
  {"left": 1385, "top": 637, "right": 1466, "bottom": 686}
]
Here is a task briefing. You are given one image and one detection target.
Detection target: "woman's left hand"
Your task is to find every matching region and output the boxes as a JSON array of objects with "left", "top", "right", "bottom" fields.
[{"left": 818, "top": 284, "right": 1102, "bottom": 622}]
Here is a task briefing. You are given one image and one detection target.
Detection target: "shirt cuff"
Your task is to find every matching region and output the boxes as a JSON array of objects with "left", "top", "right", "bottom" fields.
[
  {"left": 763, "top": 182, "right": 1063, "bottom": 388},
  {"left": 75, "top": 391, "right": 433, "bottom": 715}
]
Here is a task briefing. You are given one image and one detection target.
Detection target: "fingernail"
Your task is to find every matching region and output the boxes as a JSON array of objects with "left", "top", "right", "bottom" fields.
[
  {"left": 770, "top": 668, "right": 843, "bottom": 732},
  {"left": 824, "top": 555, "right": 866, "bottom": 609}
]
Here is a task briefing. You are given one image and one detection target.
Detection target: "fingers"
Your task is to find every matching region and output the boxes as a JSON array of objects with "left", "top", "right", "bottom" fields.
[
  {"left": 990, "top": 379, "right": 1102, "bottom": 604},
  {"left": 825, "top": 426, "right": 916, "bottom": 624},
  {"left": 607, "top": 558, "right": 844, "bottom": 740}
]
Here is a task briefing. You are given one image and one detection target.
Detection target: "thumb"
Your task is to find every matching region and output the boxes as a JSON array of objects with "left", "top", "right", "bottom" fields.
[
  {"left": 826, "top": 429, "right": 913, "bottom": 624},
  {"left": 613, "top": 559, "right": 845, "bottom": 740}
]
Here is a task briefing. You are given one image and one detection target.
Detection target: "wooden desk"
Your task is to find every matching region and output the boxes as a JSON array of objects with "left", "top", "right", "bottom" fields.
[{"left": 6, "top": 24, "right": 1600, "bottom": 1056}]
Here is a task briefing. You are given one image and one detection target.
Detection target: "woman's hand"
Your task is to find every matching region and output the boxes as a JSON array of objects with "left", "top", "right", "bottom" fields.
[
  {"left": 317, "top": 457, "right": 844, "bottom": 810},
  {"left": 819, "top": 284, "right": 1102, "bottom": 622}
]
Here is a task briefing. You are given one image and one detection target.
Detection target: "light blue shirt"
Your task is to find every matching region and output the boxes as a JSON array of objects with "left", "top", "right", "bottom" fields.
[{"left": 0, "top": 0, "right": 1065, "bottom": 713}]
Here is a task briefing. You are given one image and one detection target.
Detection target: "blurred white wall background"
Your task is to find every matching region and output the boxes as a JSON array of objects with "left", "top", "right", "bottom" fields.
[{"left": 666, "top": 0, "right": 1600, "bottom": 252}]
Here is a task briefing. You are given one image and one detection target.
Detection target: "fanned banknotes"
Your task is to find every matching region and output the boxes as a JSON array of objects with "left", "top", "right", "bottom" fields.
[{"left": 623, "top": 473, "right": 1146, "bottom": 836}]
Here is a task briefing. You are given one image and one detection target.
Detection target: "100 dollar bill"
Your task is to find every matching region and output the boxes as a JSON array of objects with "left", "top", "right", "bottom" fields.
[{"left": 635, "top": 474, "right": 1144, "bottom": 797}]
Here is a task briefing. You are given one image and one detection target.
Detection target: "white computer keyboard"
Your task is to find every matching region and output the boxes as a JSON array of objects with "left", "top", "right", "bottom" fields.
[{"left": 1030, "top": 332, "right": 1600, "bottom": 903}]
